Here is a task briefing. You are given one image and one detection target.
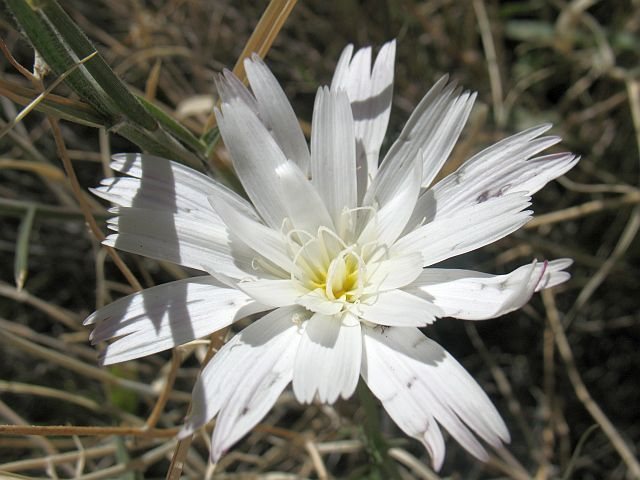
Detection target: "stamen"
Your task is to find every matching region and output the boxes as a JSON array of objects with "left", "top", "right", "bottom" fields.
[
  {"left": 270, "top": 214, "right": 386, "bottom": 314},
  {"left": 290, "top": 240, "right": 325, "bottom": 285},
  {"left": 285, "top": 227, "right": 315, "bottom": 245},
  {"left": 360, "top": 239, "right": 389, "bottom": 264},
  {"left": 317, "top": 226, "right": 350, "bottom": 251}
]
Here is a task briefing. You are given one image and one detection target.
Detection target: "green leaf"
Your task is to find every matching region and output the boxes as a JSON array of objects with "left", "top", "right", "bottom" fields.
[
  {"left": 4, "top": 0, "right": 121, "bottom": 122},
  {"left": 137, "top": 96, "right": 207, "bottom": 155},
  {"left": 0, "top": 51, "right": 98, "bottom": 139},
  {"left": 36, "top": 0, "right": 158, "bottom": 131},
  {"left": 116, "top": 123, "right": 206, "bottom": 171}
]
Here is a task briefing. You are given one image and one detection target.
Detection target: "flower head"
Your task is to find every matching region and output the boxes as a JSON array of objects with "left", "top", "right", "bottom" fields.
[{"left": 86, "top": 41, "right": 578, "bottom": 470}]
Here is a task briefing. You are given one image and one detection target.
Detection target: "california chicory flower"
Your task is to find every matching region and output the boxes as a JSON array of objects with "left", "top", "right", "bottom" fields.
[{"left": 85, "top": 41, "right": 578, "bottom": 470}]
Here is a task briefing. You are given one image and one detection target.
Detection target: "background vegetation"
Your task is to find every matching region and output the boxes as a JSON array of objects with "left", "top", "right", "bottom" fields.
[{"left": 1, "top": 0, "right": 639, "bottom": 478}]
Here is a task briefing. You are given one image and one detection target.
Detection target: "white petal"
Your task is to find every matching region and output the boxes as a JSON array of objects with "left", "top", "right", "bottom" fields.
[
  {"left": 181, "top": 306, "right": 303, "bottom": 441},
  {"left": 536, "top": 258, "right": 573, "bottom": 290},
  {"left": 310, "top": 87, "right": 357, "bottom": 230},
  {"left": 421, "top": 418, "right": 446, "bottom": 471},
  {"left": 407, "top": 261, "right": 550, "bottom": 320},
  {"left": 364, "top": 251, "right": 424, "bottom": 293},
  {"left": 245, "top": 55, "right": 311, "bottom": 173},
  {"left": 95, "top": 153, "right": 257, "bottom": 220},
  {"left": 410, "top": 125, "right": 579, "bottom": 229},
  {"left": 207, "top": 190, "right": 293, "bottom": 275},
  {"left": 375, "top": 327, "right": 509, "bottom": 445},
  {"left": 357, "top": 150, "right": 422, "bottom": 246},
  {"left": 362, "top": 326, "right": 509, "bottom": 469},
  {"left": 330, "top": 44, "right": 354, "bottom": 91},
  {"left": 296, "top": 289, "right": 344, "bottom": 316},
  {"left": 361, "top": 326, "right": 446, "bottom": 470},
  {"left": 216, "top": 99, "right": 289, "bottom": 229},
  {"left": 215, "top": 70, "right": 259, "bottom": 114},
  {"left": 85, "top": 277, "right": 264, "bottom": 364},
  {"left": 237, "top": 278, "right": 306, "bottom": 308},
  {"left": 104, "top": 207, "right": 258, "bottom": 280},
  {"left": 293, "top": 313, "right": 362, "bottom": 404},
  {"left": 395, "top": 193, "right": 532, "bottom": 267},
  {"left": 357, "top": 290, "right": 442, "bottom": 327},
  {"left": 211, "top": 328, "right": 298, "bottom": 461},
  {"left": 375, "top": 77, "right": 476, "bottom": 192},
  {"left": 331, "top": 41, "right": 396, "bottom": 182},
  {"left": 367, "top": 329, "right": 489, "bottom": 464},
  {"left": 340, "top": 45, "right": 372, "bottom": 92},
  {"left": 275, "top": 160, "right": 335, "bottom": 233}
]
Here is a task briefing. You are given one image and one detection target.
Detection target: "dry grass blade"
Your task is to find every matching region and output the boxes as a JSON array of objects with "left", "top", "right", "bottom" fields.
[
  {"left": 230, "top": 0, "right": 298, "bottom": 81},
  {"left": 0, "top": 51, "right": 98, "bottom": 140},
  {"left": 0, "top": 328, "right": 190, "bottom": 401},
  {"left": 0, "top": 425, "right": 178, "bottom": 438},
  {"left": 525, "top": 191, "right": 640, "bottom": 229},
  {"left": 0, "top": 77, "right": 105, "bottom": 126}
]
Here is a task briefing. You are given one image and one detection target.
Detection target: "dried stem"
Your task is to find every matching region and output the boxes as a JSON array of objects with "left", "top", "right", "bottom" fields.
[{"left": 0, "top": 424, "right": 178, "bottom": 438}]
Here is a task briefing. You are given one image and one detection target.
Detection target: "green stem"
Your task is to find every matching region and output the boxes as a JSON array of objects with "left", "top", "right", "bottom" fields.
[{"left": 357, "top": 382, "right": 401, "bottom": 480}]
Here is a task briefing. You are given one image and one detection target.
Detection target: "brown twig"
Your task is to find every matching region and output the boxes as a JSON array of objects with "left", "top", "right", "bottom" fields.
[
  {"left": 145, "top": 350, "right": 183, "bottom": 429},
  {"left": 0, "top": 400, "right": 75, "bottom": 477},
  {"left": 525, "top": 191, "right": 640, "bottom": 229},
  {"left": 472, "top": 0, "right": 506, "bottom": 127},
  {"left": 0, "top": 37, "right": 36, "bottom": 81},
  {"left": 0, "top": 424, "right": 178, "bottom": 438}
]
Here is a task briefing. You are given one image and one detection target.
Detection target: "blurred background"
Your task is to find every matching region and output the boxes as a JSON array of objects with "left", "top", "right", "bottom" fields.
[{"left": 1, "top": 0, "right": 639, "bottom": 478}]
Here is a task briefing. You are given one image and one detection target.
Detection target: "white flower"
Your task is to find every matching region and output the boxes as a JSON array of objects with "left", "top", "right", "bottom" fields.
[{"left": 85, "top": 41, "right": 579, "bottom": 470}]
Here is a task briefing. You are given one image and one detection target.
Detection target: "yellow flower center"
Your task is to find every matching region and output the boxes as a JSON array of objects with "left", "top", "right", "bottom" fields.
[{"left": 287, "top": 227, "right": 365, "bottom": 306}]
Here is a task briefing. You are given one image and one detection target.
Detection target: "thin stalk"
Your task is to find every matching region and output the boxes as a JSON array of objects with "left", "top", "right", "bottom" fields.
[
  {"left": 357, "top": 382, "right": 401, "bottom": 480},
  {"left": 0, "top": 424, "right": 177, "bottom": 438},
  {"left": 0, "top": 77, "right": 106, "bottom": 127},
  {"left": 0, "top": 51, "right": 98, "bottom": 139}
]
